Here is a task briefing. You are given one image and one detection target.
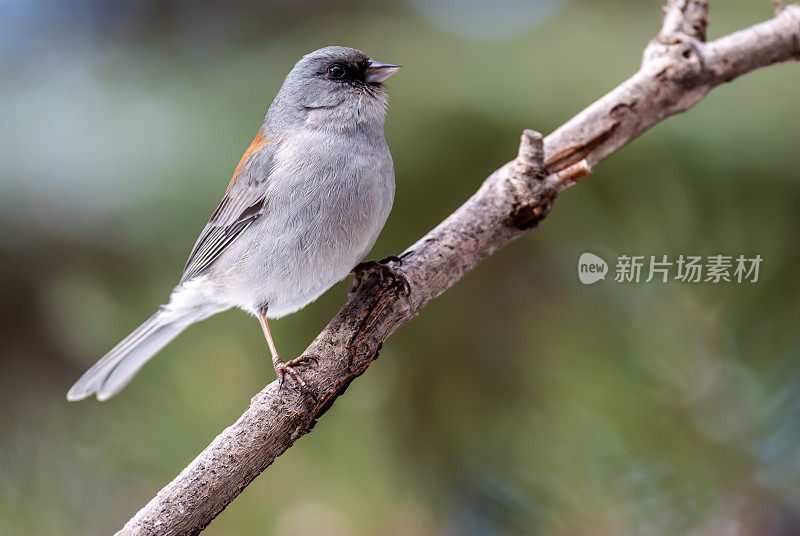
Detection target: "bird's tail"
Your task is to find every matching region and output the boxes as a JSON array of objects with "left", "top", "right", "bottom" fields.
[{"left": 67, "top": 308, "right": 197, "bottom": 402}]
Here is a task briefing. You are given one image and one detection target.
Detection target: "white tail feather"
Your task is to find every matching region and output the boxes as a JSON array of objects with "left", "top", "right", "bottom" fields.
[{"left": 66, "top": 310, "right": 194, "bottom": 401}]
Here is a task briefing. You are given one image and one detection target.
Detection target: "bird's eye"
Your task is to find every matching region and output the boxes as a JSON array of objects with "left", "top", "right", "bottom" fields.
[{"left": 327, "top": 64, "right": 346, "bottom": 79}]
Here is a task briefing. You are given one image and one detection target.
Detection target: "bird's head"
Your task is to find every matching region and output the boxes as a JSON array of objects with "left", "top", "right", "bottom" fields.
[{"left": 267, "top": 46, "right": 401, "bottom": 131}]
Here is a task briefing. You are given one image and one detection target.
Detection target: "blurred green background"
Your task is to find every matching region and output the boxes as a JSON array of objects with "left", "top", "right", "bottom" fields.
[{"left": 1, "top": 0, "right": 799, "bottom": 534}]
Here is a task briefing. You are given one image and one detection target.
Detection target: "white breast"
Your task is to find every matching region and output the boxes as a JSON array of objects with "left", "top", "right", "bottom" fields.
[{"left": 202, "top": 129, "right": 395, "bottom": 318}]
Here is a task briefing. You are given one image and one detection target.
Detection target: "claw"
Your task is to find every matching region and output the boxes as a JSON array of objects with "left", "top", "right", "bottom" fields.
[
  {"left": 273, "top": 354, "right": 315, "bottom": 393},
  {"left": 350, "top": 256, "right": 411, "bottom": 296},
  {"left": 377, "top": 255, "right": 403, "bottom": 266}
]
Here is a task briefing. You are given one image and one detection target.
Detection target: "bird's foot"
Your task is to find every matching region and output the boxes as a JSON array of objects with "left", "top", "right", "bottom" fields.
[
  {"left": 350, "top": 255, "right": 411, "bottom": 296},
  {"left": 273, "top": 354, "right": 317, "bottom": 391}
]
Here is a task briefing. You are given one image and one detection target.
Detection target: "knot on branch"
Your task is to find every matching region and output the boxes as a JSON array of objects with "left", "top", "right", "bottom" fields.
[
  {"left": 661, "top": 0, "right": 708, "bottom": 41},
  {"left": 643, "top": 0, "right": 709, "bottom": 68},
  {"left": 639, "top": 0, "right": 715, "bottom": 113},
  {"left": 505, "top": 130, "right": 557, "bottom": 229},
  {"left": 511, "top": 129, "right": 546, "bottom": 182},
  {"left": 506, "top": 189, "right": 557, "bottom": 230}
]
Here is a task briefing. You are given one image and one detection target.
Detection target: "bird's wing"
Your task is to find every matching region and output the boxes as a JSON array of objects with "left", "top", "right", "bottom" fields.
[{"left": 180, "top": 131, "right": 276, "bottom": 283}]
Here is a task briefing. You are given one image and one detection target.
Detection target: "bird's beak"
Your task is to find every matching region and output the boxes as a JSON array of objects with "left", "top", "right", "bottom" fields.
[{"left": 365, "top": 61, "right": 402, "bottom": 83}]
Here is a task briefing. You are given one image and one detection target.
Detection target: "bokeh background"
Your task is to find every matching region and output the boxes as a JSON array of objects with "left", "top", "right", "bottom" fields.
[{"left": 2, "top": 0, "right": 799, "bottom": 534}]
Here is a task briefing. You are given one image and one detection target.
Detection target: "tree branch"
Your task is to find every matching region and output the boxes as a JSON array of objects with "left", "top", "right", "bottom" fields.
[{"left": 116, "top": 2, "right": 800, "bottom": 534}]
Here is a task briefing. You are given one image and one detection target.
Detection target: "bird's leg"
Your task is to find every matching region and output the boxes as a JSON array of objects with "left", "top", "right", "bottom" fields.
[
  {"left": 257, "top": 314, "right": 314, "bottom": 389},
  {"left": 350, "top": 255, "right": 411, "bottom": 296}
]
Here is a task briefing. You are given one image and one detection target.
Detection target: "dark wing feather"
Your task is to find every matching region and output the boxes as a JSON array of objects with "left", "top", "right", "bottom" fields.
[{"left": 180, "top": 140, "right": 275, "bottom": 283}]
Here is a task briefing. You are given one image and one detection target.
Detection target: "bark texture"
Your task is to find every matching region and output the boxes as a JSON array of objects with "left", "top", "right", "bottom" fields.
[{"left": 116, "top": 2, "right": 800, "bottom": 534}]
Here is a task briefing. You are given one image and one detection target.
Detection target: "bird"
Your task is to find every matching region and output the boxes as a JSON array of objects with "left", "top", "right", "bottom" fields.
[{"left": 67, "top": 46, "right": 402, "bottom": 401}]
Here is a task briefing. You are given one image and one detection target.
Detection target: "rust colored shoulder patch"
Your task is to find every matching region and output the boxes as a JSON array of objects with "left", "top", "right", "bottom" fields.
[{"left": 226, "top": 130, "right": 270, "bottom": 192}]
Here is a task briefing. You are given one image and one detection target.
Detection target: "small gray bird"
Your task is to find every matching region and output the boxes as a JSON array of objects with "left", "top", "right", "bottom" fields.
[{"left": 67, "top": 46, "right": 401, "bottom": 401}]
